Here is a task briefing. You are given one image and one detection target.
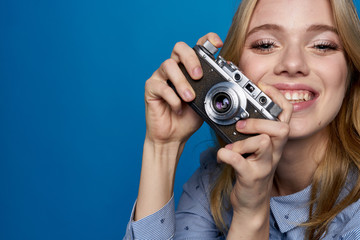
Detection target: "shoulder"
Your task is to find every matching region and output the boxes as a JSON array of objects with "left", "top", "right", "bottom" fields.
[
  {"left": 199, "top": 147, "right": 220, "bottom": 173},
  {"left": 328, "top": 173, "right": 360, "bottom": 239},
  {"left": 333, "top": 200, "right": 360, "bottom": 239},
  {"left": 175, "top": 147, "right": 226, "bottom": 239},
  {"left": 198, "top": 146, "right": 222, "bottom": 189},
  {"left": 181, "top": 147, "right": 222, "bottom": 199}
]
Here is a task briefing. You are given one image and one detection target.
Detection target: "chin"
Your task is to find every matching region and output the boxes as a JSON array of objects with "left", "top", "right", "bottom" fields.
[{"left": 287, "top": 119, "right": 330, "bottom": 142}]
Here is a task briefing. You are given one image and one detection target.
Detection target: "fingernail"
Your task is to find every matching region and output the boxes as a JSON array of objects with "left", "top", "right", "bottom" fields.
[
  {"left": 183, "top": 89, "right": 194, "bottom": 101},
  {"left": 214, "top": 36, "right": 222, "bottom": 45},
  {"left": 236, "top": 120, "right": 247, "bottom": 129},
  {"left": 225, "top": 144, "right": 233, "bottom": 150},
  {"left": 192, "top": 67, "right": 202, "bottom": 78}
]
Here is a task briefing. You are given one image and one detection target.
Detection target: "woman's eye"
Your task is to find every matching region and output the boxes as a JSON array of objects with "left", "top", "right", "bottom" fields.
[
  {"left": 251, "top": 40, "right": 277, "bottom": 52},
  {"left": 313, "top": 42, "right": 339, "bottom": 52}
]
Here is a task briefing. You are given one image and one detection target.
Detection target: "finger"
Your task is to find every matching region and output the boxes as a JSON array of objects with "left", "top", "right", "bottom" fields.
[
  {"left": 235, "top": 119, "right": 290, "bottom": 140},
  {"left": 217, "top": 147, "right": 245, "bottom": 167},
  {"left": 258, "top": 82, "right": 293, "bottom": 123},
  {"left": 154, "top": 58, "right": 195, "bottom": 102},
  {"left": 196, "top": 32, "right": 223, "bottom": 48},
  {"left": 235, "top": 119, "right": 289, "bottom": 160},
  {"left": 170, "top": 42, "right": 203, "bottom": 80},
  {"left": 145, "top": 78, "right": 183, "bottom": 114},
  {"left": 217, "top": 135, "right": 273, "bottom": 179},
  {"left": 225, "top": 134, "right": 272, "bottom": 159}
]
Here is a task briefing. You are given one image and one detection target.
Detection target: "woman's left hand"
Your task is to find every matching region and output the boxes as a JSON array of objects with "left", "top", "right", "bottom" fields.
[{"left": 217, "top": 82, "right": 293, "bottom": 239}]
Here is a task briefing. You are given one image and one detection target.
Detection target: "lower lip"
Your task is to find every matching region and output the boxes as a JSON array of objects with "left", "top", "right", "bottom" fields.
[{"left": 291, "top": 97, "right": 317, "bottom": 112}]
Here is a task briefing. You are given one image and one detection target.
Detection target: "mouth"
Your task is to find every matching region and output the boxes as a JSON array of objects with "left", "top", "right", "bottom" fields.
[
  {"left": 279, "top": 90, "right": 315, "bottom": 104},
  {"left": 272, "top": 83, "right": 319, "bottom": 112}
]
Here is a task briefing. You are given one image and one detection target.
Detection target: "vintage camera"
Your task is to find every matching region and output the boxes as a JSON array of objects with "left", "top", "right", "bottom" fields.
[{"left": 169, "top": 40, "right": 282, "bottom": 144}]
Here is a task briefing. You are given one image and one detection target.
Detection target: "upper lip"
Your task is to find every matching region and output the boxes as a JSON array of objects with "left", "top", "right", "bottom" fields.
[{"left": 272, "top": 83, "right": 319, "bottom": 96}]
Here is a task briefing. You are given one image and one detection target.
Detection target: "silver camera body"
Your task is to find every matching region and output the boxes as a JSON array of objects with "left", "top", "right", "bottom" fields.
[{"left": 172, "top": 40, "right": 282, "bottom": 143}]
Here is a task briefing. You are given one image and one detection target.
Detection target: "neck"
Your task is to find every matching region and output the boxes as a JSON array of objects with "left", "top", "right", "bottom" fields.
[{"left": 272, "top": 128, "right": 329, "bottom": 196}]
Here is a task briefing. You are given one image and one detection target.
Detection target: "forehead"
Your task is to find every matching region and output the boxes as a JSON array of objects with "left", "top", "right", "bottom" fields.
[{"left": 249, "top": 0, "right": 335, "bottom": 30}]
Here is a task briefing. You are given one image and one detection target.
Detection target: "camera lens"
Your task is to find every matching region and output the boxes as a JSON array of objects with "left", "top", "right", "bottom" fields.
[
  {"left": 205, "top": 82, "right": 248, "bottom": 125},
  {"left": 213, "top": 93, "right": 231, "bottom": 113}
]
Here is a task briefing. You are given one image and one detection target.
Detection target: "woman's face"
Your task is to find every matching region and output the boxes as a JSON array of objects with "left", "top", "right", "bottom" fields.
[{"left": 239, "top": 0, "right": 348, "bottom": 139}]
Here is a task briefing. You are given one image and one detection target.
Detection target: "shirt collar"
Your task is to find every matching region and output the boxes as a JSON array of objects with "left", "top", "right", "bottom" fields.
[{"left": 270, "top": 185, "right": 311, "bottom": 233}]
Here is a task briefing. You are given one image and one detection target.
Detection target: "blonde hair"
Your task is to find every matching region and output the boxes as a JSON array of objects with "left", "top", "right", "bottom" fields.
[{"left": 210, "top": 0, "right": 360, "bottom": 239}]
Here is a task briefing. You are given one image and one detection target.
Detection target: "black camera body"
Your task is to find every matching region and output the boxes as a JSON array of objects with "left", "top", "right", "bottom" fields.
[{"left": 170, "top": 41, "right": 282, "bottom": 144}]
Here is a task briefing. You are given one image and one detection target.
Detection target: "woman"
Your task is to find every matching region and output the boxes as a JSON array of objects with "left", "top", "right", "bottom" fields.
[{"left": 124, "top": 0, "right": 360, "bottom": 239}]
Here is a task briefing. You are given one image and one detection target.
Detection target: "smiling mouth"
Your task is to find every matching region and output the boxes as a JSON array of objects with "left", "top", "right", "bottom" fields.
[{"left": 279, "top": 90, "right": 315, "bottom": 103}]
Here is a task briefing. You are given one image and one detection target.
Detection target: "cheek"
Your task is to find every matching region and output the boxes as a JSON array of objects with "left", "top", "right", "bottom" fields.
[
  {"left": 239, "top": 55, "right": 272, "bottom": 84},
  {"left": 315, "top": 58, "right": 348, "bottom": 104},
  {"left": 315, "top": 57, "right": 348, "bottom": 89},
  {"left": 319, "top": 71, "right": 347, "bottom": 125}
]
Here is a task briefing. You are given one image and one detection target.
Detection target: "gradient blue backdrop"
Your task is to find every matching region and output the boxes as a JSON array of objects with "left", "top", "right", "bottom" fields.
[{"left": 1, "top": 1, "right": 359, "bottom": 239}]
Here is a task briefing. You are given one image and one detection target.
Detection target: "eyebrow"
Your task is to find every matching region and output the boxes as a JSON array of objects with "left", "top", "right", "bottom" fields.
[
  {"left": 306, "top": 24, "right": 338, "bottom": 34},
  {"left": 247, "top": 24, "right": 282, "bottom": 37},
  {"left": 246, "top": 23, "right": 338, "bottom": 37}
]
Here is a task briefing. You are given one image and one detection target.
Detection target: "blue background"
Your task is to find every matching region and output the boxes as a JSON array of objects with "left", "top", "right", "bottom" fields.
[
  {"left": 0, "top": 0, "right": 238, "bottom": 239},
  {"left": 1, "top": 0, "right": 359, "bottom": 239}
]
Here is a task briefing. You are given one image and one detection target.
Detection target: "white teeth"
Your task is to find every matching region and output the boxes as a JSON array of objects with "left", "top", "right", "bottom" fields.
[
  {"left": 298, "top": 92, "right": 304, "bottom": 100},
  {"left": 285, "top": 92, "right": 291, "bottom": 100},
  {"left": 304, "top": 92, "right": 310, "bottom": 101},
  {"left": 281, "top": 90, "right": 314, "bottom": 102},
  {"left": 292, "top": 92, "right": 299, "bottom": 100}
]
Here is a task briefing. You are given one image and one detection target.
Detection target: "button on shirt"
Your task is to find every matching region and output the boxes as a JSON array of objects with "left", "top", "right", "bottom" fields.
[{"left": 123, "top": 148, "right": 360, "bottom": 239}]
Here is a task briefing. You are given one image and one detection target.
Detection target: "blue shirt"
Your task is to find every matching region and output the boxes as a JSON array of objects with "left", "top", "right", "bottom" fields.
[{"left": 123, "top": 148, "right": 360, "bottom": 239}]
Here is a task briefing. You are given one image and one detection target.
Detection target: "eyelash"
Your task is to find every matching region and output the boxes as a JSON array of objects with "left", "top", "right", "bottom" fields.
[
  {"left": 250, "top": 40, "right": 339, "bottom": 54},
  {"left": 312, "top": 41, "right": 339, "bottom": 52},
  {"left": 250, "top": 39, "right": 277, "bottom": 52}
]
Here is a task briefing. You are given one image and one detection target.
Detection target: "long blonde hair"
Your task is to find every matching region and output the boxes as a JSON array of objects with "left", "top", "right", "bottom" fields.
[{"left": 210, "top": 0, "right": 360, "bottom": 239}]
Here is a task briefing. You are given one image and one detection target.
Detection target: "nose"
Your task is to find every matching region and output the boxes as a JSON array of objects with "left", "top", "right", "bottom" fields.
[{"left": 274, "top": 45, "right": 310, "bottom": 77}]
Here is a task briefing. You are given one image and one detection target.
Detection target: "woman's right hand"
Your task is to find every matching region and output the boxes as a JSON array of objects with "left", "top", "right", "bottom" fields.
[
  {"left": 144, "top": 33, "right": 223, "bottom": 145},
  {"left": 135, "top": 33, "right": 223, "bottom": 221}
]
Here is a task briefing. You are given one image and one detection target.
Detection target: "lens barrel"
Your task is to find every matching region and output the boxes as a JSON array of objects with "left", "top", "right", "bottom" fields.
[{"left": 204, "top": 82, "right": 248, "bottom": 126}]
